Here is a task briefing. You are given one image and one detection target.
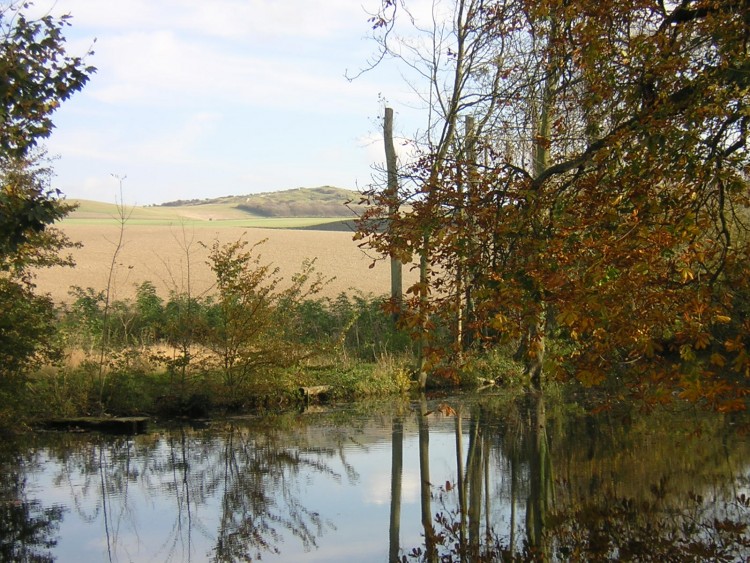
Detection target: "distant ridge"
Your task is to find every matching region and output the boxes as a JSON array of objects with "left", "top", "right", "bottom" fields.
[{"left": 159, "top": 186, "right": 364, "bottom": 218}]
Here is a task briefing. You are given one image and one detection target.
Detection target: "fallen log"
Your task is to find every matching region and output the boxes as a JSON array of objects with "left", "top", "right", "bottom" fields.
[{"left": 44, "top": 417, "right": 150, "bottom": 434}]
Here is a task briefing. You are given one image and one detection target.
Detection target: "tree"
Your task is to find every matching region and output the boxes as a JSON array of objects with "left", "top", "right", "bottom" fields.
[
  {"left": 0, "top": 2, "right": 93, "bottom": 157},
  {"left": 358, "top": 0, "right": 563, "bottom": 387},
  {"left": 0, "top": 1, "right": 94, "bottom": 381},
  {"left": 133, "top": 280, "right": 165, "bottom": 344},
  {"left": 358, "top": 0, "right": 750, "bottom": 409},
  {"left": 358, "top": 0, "right": 522, "bottom": 388},
  {"left": 205, "top": 237, "right": 328, "bottom": 390},
  {"left": 0, "top": 152, "right": 76, "bottom": 376}
]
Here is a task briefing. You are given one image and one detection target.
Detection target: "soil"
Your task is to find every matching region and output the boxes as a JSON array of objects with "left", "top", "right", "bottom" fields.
[{"left": 33, "top": 223, "right": 416, "bottom": 304}]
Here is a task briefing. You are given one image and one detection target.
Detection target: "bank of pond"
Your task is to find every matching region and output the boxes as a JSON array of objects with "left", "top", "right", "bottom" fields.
[{"left": 1, "top": 392, "right": 748, "bottom": 562}]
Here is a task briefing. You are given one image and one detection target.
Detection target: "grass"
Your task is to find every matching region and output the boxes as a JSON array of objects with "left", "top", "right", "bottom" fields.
[
  {"left": 20, "top": 346, "right": 415, "bottom": 421},
  {"left": 65, "top": 217, "right": 353, "bottom": 228},
  {"left": 12, "top": 191, "right": 426, "bottom": 426}
]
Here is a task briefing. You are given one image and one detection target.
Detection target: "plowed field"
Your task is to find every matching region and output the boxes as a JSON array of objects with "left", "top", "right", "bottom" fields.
[{"left": 34, "top": 223, "right": 413, "bottom": 304}]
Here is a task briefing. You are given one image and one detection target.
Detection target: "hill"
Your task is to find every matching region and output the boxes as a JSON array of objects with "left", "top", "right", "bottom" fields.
[
  {"left": 158, "top": 186, "right": 364, "bottom": 218},
  {"left": 63, "top": 186, "right": 365, "bottom": 230}
]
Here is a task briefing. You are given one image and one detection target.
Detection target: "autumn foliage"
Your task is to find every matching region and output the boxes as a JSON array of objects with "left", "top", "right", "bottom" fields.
[{"left": 357, "top": 0, "right": 750, "bottom": 409}]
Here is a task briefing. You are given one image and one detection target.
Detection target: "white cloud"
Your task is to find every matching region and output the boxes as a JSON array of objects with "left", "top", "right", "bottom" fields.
[
  {"left": 28, "top": 0, "right": 430, "bottom": 203},
  {"left": 45, "top": 0, "right": 370, "bottom": 41},
  {"left": 364, "top": 466, "right": 420, "bottom": 506},
  {"left": 174, "top": 0, "right": 368, "bottom": 40},
  {"left": 82, "top": 27, "right": 376, "bottom": 116},
  {"left": 136, "top": 112, "right": 223, "bottom": 164}
]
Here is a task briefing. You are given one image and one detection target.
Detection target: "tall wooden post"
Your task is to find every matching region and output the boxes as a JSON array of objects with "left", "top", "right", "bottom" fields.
[{"left": 384, "top": 107, "right": 403, "bottom": 321}]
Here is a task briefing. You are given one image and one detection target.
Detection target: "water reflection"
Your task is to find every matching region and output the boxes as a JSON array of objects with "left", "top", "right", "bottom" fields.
[
  {"left": 405, "top": 394, "right": 750, "bottom": 562},
  {"left": 389, "top": 414, "right": 403, "bottom": 563},
  {"left": 0, "top": 446, "right": 64, "bottom": 562},
  {"left": 1, "top": 394, "right": 749, "bottom": 562}
]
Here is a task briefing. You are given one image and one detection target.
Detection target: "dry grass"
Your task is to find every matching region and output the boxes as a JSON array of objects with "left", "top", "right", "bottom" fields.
[{"left": 34, "top": 223, "right": 417, "bottom": 304}]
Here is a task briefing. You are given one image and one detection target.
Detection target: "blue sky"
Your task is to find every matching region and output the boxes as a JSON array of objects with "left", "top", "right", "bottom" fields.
[{"left": 32, "top": 0, "right": 427, "bottom": 205}]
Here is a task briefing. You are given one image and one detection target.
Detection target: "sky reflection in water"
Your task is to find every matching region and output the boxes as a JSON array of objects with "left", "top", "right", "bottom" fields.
[{"left": 5, "top": 394, "right": 750, "bottom": 562}]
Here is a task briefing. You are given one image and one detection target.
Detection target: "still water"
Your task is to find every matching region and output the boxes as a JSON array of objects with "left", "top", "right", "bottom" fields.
[{"left": 2, "top": 393, "right": 749, "bottom": 562}]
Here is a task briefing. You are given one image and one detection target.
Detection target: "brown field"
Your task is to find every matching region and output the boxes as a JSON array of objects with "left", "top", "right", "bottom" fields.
[{"left": 34, "top": 223, "right": 417, "bottom": 305}]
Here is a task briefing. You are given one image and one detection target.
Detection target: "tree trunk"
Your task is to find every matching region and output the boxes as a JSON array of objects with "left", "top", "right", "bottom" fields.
[
  {"left": 416, "top": 234, "right": 430, "bottom": 390},
  {"left": 526, "top": 312, "right": 547, "bottom": 391},
  {"left": 463, "top": 116, "right": 477, "bottom": 352},
  {"left": 521, "top": 16, "right": 560, "bottom": 390},
  {"left": 454, "top": 115, "right": 477, "bottom": 362}
]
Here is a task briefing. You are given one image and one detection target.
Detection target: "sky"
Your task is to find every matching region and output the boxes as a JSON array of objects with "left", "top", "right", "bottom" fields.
[{"left": 28, "top": 0, "right": 427, "bottom": 205}]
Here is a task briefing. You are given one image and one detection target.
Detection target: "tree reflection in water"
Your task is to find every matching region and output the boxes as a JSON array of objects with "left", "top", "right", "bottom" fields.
[
  {"left": 403, "top": 394, "right": 750, "bottom": 562},
  {"left": 1, "top": 396, "right": 749, "bottom": 562},
  {"left": 212, "top": 423, "right": 331, "bottom": 561},
  {"left": 0, "top": 445, "right": 64, "bottom": 562},
  {"left": 24, "top": 416, "right": 355, "bottom": 562}
]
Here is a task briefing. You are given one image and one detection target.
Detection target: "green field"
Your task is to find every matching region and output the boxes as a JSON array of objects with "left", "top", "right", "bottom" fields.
[{"left": 65, "top": 199, "right": 356, "bottom": 229}]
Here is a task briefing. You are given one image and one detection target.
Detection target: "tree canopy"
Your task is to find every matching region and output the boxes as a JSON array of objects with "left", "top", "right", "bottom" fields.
[
  {"left": 0, "top": 1, "right": 93, "bottom": 377},
  {"left": 0, "top": 2, "right": 93, "bottom": 157},
  {"left": 357, "top": 0, "right": 750, "bottom": 409}
]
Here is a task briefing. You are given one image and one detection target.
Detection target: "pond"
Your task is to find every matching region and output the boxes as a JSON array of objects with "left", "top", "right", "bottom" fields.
[{"left": 2, "top": 393, "right": 749, "bottom": 562}]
